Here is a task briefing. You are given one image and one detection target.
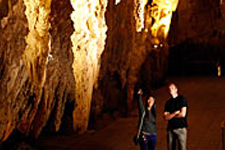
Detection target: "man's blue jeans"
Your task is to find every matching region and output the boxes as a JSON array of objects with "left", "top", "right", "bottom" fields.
[{"left": 140, "top": 133, "right": 157, "bottom": 150}]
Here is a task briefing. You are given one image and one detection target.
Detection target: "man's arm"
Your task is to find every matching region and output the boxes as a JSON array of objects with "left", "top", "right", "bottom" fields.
[
  {"left": 164, "top": 106, "right": 187, "bottom": 120},
  {"left": 175, "top": 107, "right": 187, "bottom": 118},
  {"left": 163, "top": 110, "right": 180, "bottom": 120}
]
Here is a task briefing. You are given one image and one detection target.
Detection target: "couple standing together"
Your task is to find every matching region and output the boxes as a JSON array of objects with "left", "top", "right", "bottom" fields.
[{"left": 136, "top": 83, "right": 188, "bottom": 150}]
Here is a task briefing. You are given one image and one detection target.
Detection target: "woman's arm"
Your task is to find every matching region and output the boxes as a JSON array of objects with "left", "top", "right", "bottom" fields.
[
  {"left": 137, "top": 89, "right": 145, "bottom": 115},
  {"left": 137, "top": 94, "right": 145, "bottom": 115}
]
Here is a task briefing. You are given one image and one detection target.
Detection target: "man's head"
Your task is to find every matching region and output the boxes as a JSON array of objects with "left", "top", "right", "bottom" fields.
[{"left": 168, "top": 83, "right": 178, "bottom": 97}]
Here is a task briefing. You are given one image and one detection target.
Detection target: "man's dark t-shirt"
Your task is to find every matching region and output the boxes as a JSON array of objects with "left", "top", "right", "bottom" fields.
[{"left": 164, "top": 94, "right": 188, "bottom": 130}]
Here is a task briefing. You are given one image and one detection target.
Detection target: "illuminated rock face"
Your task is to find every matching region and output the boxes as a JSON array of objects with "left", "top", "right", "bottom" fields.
[
  {"left": 90, "top": 0, "right": 171, "bottom": 121},
  {"left": 134, "top": 0, "right": 179, "bottom": 37},
  {"left": 149, "top": 0, "right": 179, "bottom": 40},
  {"left": 0, "top": 0, "right": 27, "bottom": 142},
  {"left": 134, "top": 0, "right": 148, "bottom": 32},
  {"left": 0, "top": 0, "right": 176, "bottom": 142},
  {"left": 134, "top": 0, "right": 179, "bottom": 44},
  {"left": 0, "top": 0, "right": 197, "bottom": 143},
  {"left": 28, "top": 0, "right": 76, "bottom": 138},
  {"left": 23, "top": 0, "right": 52, "bottom": 87},
  {"left": 0, "top": 0, "right": 75, "bottom": 142},
  {"left": 93, "top": 0, "right": 177, "bottom": 114},
  {"left": 70, "top": 0, "right": 108, "bottom": 132}
]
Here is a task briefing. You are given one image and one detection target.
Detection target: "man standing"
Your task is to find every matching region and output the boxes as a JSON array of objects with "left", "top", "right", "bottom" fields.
[{"left": 163, "top": 83, "right": 188, "bottom": 150}]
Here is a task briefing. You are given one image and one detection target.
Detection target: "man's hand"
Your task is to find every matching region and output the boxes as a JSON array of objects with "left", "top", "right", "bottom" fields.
[{"left": 174, "top": 110, "right": 180, "bottom": 115}]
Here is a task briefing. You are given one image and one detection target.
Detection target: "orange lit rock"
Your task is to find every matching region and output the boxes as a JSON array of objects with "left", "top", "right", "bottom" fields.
[
  {"left": 70, "top": 0, "right": 107, "bottom": 132},
  {"left": 0, "top": 0, "right": 171, "bottom": 143},
  {"left": 93, "top": 0, "right": 171, "bottom": 117},
  {"left": 27, "top": 0, "right": 76, "bottom": 138},
  {"left": 0, "top": 0, "right": 28, "bottom": 141},
  {"left": 22, "top": 0, "right": 52, "bottom": 87},
  {"left": 2, "top": 0, "right": 221, "bottom": 144},
  {"left": 0, "top": 0, "right": 76, "bottom": 142}
]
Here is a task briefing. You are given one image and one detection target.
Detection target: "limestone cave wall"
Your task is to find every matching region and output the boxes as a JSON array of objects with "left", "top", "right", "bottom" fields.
[
  {"left": 168, "top": 0, "right": 225, "bottom": 75},
  {"left": 0, "top": 0, "right": 76, "bottom": 142},
  {"left": 0, "top": 0, "right": 177, "bottom": 144},
  {"left": 91, "top": 0, "right": 172, "bottom": 124}
]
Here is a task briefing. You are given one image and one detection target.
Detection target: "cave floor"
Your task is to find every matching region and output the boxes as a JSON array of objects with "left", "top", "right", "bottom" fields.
[{"left": 36, "top": 76, "right": 225, "bottom": 150}]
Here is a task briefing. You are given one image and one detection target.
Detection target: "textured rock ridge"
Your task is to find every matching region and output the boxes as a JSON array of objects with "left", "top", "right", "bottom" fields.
[
  {"left": 0, "top": 0, "right": 29, "bottom": 142},
  {"left": 23, "top": 0, "right": 52, "bottom": 87},
  {"left": 0, "top": 0, "right": 76, "bottom": 142},
  {"left": 70, "top": 0, "right": 108, "bottom": 132}
]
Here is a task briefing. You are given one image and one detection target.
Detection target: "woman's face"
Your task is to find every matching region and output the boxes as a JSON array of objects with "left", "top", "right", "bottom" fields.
[{"left": 147, "top": 96, "right": 154, "bottom": 107}]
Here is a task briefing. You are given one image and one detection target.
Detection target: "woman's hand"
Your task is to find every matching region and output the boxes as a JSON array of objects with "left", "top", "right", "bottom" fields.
[{"left": 137, "top": 89, "right": 143, "bottom": 95}]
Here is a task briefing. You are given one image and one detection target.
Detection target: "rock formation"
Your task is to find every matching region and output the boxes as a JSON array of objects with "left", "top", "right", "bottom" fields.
[
  {"left": 92, "top": 0, "right": 178, "bottom": 123},
  {"left": 168, "top": 0, "right": 225, "bottom": 75},
  {"left": 0, "top": 0, "right": 76, "bottom": 142},
  {"left": 3, "top": 0, "right": 223, "bottom": 145},
  {"left": 70, "top": 0, "right": 108, "bottom": 133}
]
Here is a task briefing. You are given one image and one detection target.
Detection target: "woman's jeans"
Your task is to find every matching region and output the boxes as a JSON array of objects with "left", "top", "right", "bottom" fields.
[{"left": 140, "top": 133, "right": 157, "bottom": 150}]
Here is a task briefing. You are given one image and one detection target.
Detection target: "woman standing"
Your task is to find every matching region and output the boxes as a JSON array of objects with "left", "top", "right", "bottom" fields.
[{"left": 136, "top": 89, "right": 157, "bottom": 150}]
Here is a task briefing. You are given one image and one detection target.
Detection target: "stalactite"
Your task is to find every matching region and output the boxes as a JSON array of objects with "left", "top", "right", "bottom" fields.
[
  {"left": 22, "top": 0, "right": 52, "bottom": 88},
  {"left": 18, "top": 0, "right": 52, "bottom": 137},
  {"left": 115, "top": 0, "right": 122, "bottom": 5},
  {"left": 148, "top": 0, "right": 179, "bottom": 43},
  {"left": 70, "top": 0, "right": 107, "bottom": 132},
  {"left": 134, "top": 0, "right": 179, "bottom": 42},
  {"left": 134, "top": 0, "right": 148, "bottom": 32}
]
